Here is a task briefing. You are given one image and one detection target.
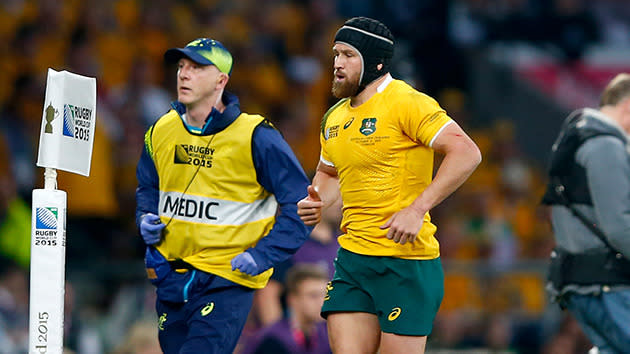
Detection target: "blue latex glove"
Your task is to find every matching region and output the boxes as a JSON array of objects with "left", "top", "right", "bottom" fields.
[
  {"left": 231, "top": 252, "right": 260, "bottom": 276},
  {"left": 139, "top": 213, "right": 166, "bottom": 245}
]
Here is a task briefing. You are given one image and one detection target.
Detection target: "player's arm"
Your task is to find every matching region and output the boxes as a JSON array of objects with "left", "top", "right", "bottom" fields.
[
  {"left": 382, "top": 122, "right": 481, "bottom": 244},
  {"left": 297, "top": 159, "right": 340, "bottom": 226},
  {"left": 299, "top": 99, "right": 345, "bottom": 225},
  {"left": 412, "top": 122, "right": 481, "bottom": 213}
]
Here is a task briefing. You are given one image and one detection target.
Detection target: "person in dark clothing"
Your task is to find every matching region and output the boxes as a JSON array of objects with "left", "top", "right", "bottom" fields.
[{"left": 543, "top": 73, "right": 630, "bottom": 353}]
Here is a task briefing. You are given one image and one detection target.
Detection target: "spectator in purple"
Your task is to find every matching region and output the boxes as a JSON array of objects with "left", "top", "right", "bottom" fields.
[
  {"left": 291, "top": 198, "right": 341, "bottom": 279},
  {"left": 251, "top": 198, "right": 341, "bottom": 327},
  {"left": 243, "top": 264, "right": 331, "bottom": 354}
]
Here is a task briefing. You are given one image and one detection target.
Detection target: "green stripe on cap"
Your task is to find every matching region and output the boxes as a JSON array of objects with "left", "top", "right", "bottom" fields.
[{"left": 196, "top": 48, "right": 232, "bottom": 74}]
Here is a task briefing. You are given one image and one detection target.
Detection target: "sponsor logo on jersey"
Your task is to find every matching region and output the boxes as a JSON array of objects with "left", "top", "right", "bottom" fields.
[{"left": 343, "top": 117, "right": 354, "bottom": 129}]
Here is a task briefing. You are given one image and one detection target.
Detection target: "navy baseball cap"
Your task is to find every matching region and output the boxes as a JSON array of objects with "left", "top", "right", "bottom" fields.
[{"left": 164, "top": 38, "right": 233, "bottom": 75}]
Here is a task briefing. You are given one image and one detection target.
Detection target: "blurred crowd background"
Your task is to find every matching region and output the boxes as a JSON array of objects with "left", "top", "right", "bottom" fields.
[{"left": 1, "top": 0, "right": 630, "bottom": 353}]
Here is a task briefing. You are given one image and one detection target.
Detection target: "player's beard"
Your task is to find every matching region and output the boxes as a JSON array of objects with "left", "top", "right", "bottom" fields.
[{"left": 332, "top": 76, "right": 359, "bottom": 98}]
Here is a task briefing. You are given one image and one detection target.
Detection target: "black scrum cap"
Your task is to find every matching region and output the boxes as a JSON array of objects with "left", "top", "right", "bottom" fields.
[{"left": 334, "top": 17, "right": 394, "bottom": 88}]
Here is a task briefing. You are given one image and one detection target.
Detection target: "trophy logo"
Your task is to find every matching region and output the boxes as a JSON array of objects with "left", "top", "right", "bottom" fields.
[{"left": 44, "top": 102, "right": 58, "bottom": 134}]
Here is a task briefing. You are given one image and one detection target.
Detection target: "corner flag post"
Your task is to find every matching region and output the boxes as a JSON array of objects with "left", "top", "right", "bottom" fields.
[{"left": 29, "top": 69, "right": 96, "bottom": 353}]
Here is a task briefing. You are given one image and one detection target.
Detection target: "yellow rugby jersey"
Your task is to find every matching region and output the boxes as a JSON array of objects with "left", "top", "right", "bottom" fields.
[
  {"left": 146, "top": 110, "right": 277, "bottom": 289},
  {"left": 320, "top": 76, "right": 452, "bottom": 259}
]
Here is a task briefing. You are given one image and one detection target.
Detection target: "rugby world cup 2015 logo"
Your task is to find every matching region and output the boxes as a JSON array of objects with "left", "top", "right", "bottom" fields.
[
  {"left": 62, "top": 104, "right": 92, "bottom": 141},
  {"left": 36, "top": 207, "right": 58, "bottom": 230},
  {"left": 63, "top": 104, "right": 75, "bottom": 137}
]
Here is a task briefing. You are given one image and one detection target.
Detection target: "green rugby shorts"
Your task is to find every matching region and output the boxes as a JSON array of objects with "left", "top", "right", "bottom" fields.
[{"left": 321, "top": 247, "right": 444, "bottom": 335}]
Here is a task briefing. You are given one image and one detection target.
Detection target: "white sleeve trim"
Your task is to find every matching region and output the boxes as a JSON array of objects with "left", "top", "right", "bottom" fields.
[
  {"left": 320, "top": 156, "right": 335, "bottom": 167},
  {"left": 428, "top": 120, "right": 454, "bottom": 148}
]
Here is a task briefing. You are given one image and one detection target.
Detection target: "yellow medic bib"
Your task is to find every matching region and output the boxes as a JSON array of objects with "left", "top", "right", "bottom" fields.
[
  {"left": 320, "top": 77, "right": 452, "bottom": 259},
  {"left": 146, "top": 110, "right": 277, "bottom": 288}
]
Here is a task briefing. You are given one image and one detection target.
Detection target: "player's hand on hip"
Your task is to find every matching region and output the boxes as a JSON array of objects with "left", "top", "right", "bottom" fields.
[
  {"left": 231, "top": 252, "right": 260, "bottom": 276},
  {"left": 297, "top": 185, "right": 323, "bottom": 226},
  {"left": 380, "top": 206, "right": 425, "bottom": 245},
  {"left": 139, "top": 213, "right": 166, "bottom": 245}
]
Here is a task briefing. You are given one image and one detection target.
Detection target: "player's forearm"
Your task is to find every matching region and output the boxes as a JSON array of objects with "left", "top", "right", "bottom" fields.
[
  {"left": 312, "top": 166, "right": 341, "bottom": 208},
  {"left": 411, "top": 140, "right": 481, "bottom": 213}
]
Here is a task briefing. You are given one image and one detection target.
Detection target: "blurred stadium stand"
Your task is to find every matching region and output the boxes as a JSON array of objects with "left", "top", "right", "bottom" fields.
[{"left": 1, "top": 0, "right": 628, "bottom": 352}]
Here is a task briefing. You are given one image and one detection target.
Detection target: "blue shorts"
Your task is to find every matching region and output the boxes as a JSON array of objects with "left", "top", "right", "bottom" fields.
[{"left": 155, "top": 271, "right": 255, "bottom": 354}]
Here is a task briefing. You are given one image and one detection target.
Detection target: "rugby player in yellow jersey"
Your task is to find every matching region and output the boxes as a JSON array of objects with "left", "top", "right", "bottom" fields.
[{"left": 297, "top": 17, "right": 481, "bottom": 353}]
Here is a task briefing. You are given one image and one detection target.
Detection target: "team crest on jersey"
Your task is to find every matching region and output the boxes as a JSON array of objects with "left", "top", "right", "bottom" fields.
[{"left": 360, "top": 118, "right": 377, "bottom": 136}]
